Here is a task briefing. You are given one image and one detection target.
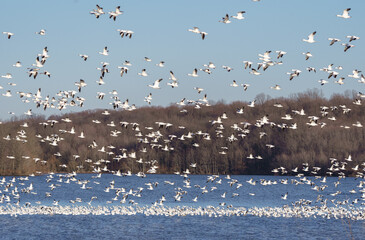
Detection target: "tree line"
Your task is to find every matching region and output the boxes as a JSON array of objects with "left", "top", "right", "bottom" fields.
[{"left": 0, "top": 89, "right": 364, "bottom": 176}]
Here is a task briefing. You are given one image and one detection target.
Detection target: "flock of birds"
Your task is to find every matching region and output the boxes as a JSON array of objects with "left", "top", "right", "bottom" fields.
[
  {"left": 0, "top": 6, "right": 363, "bottom": 115},
  {"left": 0, "top": 3, "right": 365, "bottom": 219},
  {"left": 0, "top": 170, "right": 364, "bottom": 219}
]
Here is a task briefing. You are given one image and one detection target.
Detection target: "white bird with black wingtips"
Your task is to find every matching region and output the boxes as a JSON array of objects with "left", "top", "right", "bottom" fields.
[
  {"left": 109, "top": 6, "right": 123, "bottom": 21},
  {"left": 328, "top": 38, "right": 341, "bottom": 46},
  {"left": 138, "top": 69, "right": 148, "bottom": 77},
  {"left": 99, "top": 47, "right": 109, "bottom": 56},
  {"left": 342, "top": 43, "right": 355, "bottom": 52},
  {"left": 219, "top": 14, "right": 231, "bottom": 24},
  {"left": 232, "top": 11, "right": 246, "bottom": 20},
  {"left": 303, "top": 31, "right": 316, "bottom": 43},
  {"left": 35, "top": 29, "right": 46, "bottom": 35},
  {"left": 337, "top": 8, "right": 351, "bottom": 19},
  {"left": 2, "top": 32, "right": 14, "bottom": 39},
  {"left": 148, "top": 79, "right": 163, "bottom": 89},
  {"left": 188, "top": 68, "right": 199, "bottom": 77},
  {"left": 79, "top": 54, "right": 88, "bottom": 61}
]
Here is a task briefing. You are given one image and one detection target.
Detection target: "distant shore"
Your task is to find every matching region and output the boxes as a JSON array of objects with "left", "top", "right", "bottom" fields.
[{"left": 0, "top": 89, "right": 363, "bottom": 177}]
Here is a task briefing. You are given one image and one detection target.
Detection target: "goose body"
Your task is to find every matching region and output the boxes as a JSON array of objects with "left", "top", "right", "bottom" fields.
[
  {"left": 2, "top": 32, "right": 14, "bottom": 39},
  {"left": 337, "top": 8, "right": 351, "bottom": 19},
  {"left": 232, "top": 11, "right": 245, "bottom": 20},
  {"left": 148, "top": 79, "right": 163, "bottom": 89},
  {"left": 303, "top": 31, "right": 316, "bottom": 43},
  {"left": 99, "top": 47, "right": 109, "bottom": 56}
]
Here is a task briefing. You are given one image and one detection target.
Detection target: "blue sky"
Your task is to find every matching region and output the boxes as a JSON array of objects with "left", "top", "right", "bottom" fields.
[{"left": 0, "top": 0, "right": 364, "bottom": 120}]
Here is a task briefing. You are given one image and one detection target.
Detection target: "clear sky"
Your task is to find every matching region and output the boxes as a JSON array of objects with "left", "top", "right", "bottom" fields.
[{"left": 0, "top": 0, "right": 364, "bottom": 121}]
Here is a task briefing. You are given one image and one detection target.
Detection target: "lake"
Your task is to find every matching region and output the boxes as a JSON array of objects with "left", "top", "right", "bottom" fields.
[{"left": 0, "top": 173, "right": 364, "bottom": 239}]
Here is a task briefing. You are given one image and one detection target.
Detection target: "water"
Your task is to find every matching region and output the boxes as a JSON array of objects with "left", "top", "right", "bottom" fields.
[
  {"left": 1, "top": 215, "right": 363, "bottom": 240},
  {"left": 0, "top": 174, "right": 365, "bottom": 239}
]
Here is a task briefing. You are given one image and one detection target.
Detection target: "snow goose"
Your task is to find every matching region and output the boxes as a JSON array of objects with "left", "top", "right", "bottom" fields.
[
  {"left": 346, "top": 35, "right": 360, "bottom": 42},
  {"left": 1, "top": 73, "right": 12, "bottom": 79},
  {"left": 250, "top": 68, "right": 261, "bottom": 75},
  {"left": 328, "top": 38, "right": 341, "bottom": 46},
  {"left": 99, "top": 46, "right": 109, "bottom": 56},
  {"left": 232, "top": 11, "right": 245, "bottom": 20},
  {"left": 247, "top": 100, "right": 255, "bottom": 107},
  {"left": 271, "top": 84, "right": 281, "bottom": 90},
  {"left": 188, "top": 68, "right": 198, "bottom": 77},
  {"left": 204, "top": 62, "right": 216, "bottom": 69},
  {"left": 40, "top": 71, "right": 51, "bottom": 78},
  {"left": 305, "top": 67, "right": 316, "bottom": 73},
  {"left": 148, "top": 79, "right": 163, "bottom": 89},
  {"left": 348, "top": 69, "right": 361, "bottom": 79},
  {"left": 144, "top": 93, "right": 152, "bottom": 104},
  {"left": 13, "top": 61, "right": 22, "bottom": 68},
  {"left": 108, "top": 6, "right": 123, "bottom": 21},
  {"left": 287, "top": 69, "right": 301, "bottom": 80},
  {"left": 2, "top": 32, "right": 14, "bottom": 39},
  {"left": 194, "top": 87, "right": 204, "bottom": 93},
  {"left": 219, "top": 14, "right": 231, "bottom": 24},
  {"left": 275, "top": 50, "right": 286, "bottom": 59},
  {"left": 156, "top": 61, "right": 165, "bottom": 67},
  {"left": 27, "top": 68, "right": 39, "bottom": 79},
  {"left": 334, "top": 77, "right": 345, "bottom": 85},
  {"left": 79, "top": 54, "right": 88, "bottom": 61},
  {"left": 337, "top": 8, "right": 351, "bottom": 19},
  {"left": 96, "top": 77, "right": 105, "bottom": 85},
  {"left": 302, "top": 31, "right": 316, "bottom": 43},
  {"left": 318, "top": 79, "right": 329, "bottom": 85},
  {"left": 118, "top": 66, "right": 128, "bottom": 77},
  {"left": 90, "top": 4, "right": 105, "bottom": 18},
  {"left": 138, "top": 69, "right": 148, "bottom": 77},
  {"left": 241, "top": 84, "right": 250, "bottom": 91},
  {"left": 243, "top": 61, "right": 253, "bottom": 69},
  {"left": 222, "top": 65, "right": 233, "bottom": 72},
  {"left": 74, "top": 79, "right": 87, "bottom": 92},
  {"left": 342, "top": 43, "right": 355, "bottom": 52},
  {"left": 230, "top": 80, "right": 239, "bottom": 87},
  {"left": 303, "top": 52, "right": 313, "bottom": 60},
  {"left": 35, "top": 29, "right": 46, "bottom": 35},
  {"left": 2, "top": 90, "right": 12, "bottom": 97},
  {"left": 117, "top": 29, "right": 133, "bottom": 39},
  {"left": 188, "top": 27, "right": 200, "bottom": 34}
]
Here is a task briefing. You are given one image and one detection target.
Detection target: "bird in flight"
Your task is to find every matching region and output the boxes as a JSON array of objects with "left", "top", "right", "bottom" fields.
[
  {"left": 188, "top": 27, "right": 207, "bottom": 40},
  {"left": 232, "top": 11, "right": 246, "bottom": 20},
  {"left": 337, "top": 8, "right": 351, "bottom": 19},
  {"left": 2, "top": 32, "right": 14, "bottom": 39},
  {"left": 90, "top": 4, "right": 105, "bottom": 18},
  {"left": 219, "top": 14, "right": 231, "bottom": 24},
  {"left": 328, "top": 38, "right": 341, "bottom": 46},
  {"left": 99, "top": 47, "right": 109, "bottom": 56},
  {"left": 148, "top": 79, "right": 163, "bottom": 89},
  {"left": 79, "top": 54, "right": 89, "bottom": 61},
  {"left": 109, "top": 6, "right": 123, "bottom": 21},
  {"left": 342, "top": 43, "right": 355, "bottom": 52},
  {"left": 302, "top": 31, "right": 317, "bottom": 43}
]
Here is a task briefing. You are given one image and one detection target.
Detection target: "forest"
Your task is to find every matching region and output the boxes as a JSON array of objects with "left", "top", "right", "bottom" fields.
[{"left": 0, "top": 89, "right": 364, "bottom": 176}]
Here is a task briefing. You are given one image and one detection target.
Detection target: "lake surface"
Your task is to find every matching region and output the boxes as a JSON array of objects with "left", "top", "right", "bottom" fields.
[{"left": 0, "top": 173, "right": 364, "bottom": 239}]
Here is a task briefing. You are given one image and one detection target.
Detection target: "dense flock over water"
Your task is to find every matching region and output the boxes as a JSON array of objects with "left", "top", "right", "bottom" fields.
[{"left": 0, "top": 174, "right": 364, "bottom": 220}]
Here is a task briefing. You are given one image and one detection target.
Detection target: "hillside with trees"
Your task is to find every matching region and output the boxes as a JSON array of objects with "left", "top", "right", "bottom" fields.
[{"left": 0, "top": 89, "right": 364, "bottom": 176}]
